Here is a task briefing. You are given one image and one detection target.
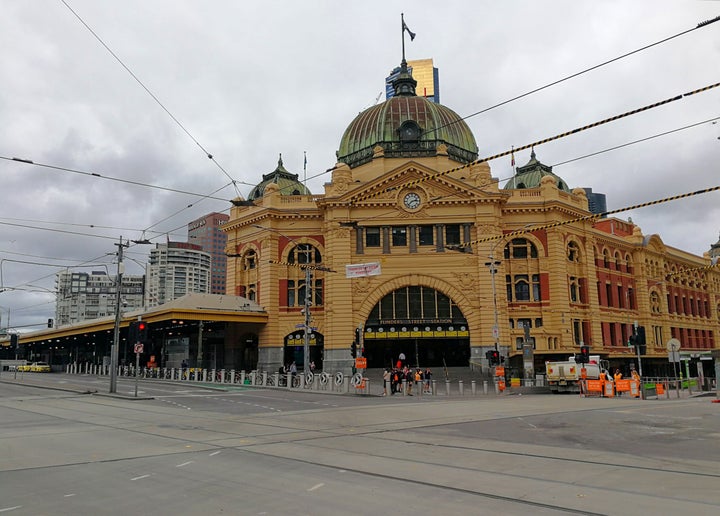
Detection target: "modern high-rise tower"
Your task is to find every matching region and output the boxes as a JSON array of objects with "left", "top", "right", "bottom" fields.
[
  {"left": 188, "top": 212, "right": 229, "bottom": 294},
  {"left": 145, "top": 242, "right": 211, "bottom": 308},
  {"left": 386, "top": 58, "right": 439, "bottom": 103}
]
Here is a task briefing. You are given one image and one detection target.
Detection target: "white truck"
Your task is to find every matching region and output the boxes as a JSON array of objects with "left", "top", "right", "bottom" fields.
[{"left": 545, "top": 355, "right": 610, "bottom": 393}]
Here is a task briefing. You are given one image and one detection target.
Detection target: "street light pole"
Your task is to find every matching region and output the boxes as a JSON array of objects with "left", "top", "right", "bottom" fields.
[{"left": 485, "top": 256, "right": 502, "bottom": 352}]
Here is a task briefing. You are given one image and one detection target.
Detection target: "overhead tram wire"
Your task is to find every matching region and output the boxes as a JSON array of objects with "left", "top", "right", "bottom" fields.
[
  {"left": 423, "top": 14, "right": 720, "bottom": 138},
  {"left": 334, "top": 114, "right": 720, "bottom": 228},
  {"left": 349, "top": 81, "right": 720, "bottom": 205},
  {"left": 0, "top": 156, "right": 243, "bottom": 203},
  {"left": 453, "top": 185, "right": 720, "bottom": 250},
  {"left": 59, "top": 0, "right": 244, "bottom": 199}
]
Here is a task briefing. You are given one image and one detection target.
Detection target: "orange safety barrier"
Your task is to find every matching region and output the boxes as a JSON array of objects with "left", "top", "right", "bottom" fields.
[
  {"left": 655, "top": 383, "right": 665, "bottom": 395},
  {"left": 616, "top": 379, "right": 631, "bottom": 393},
  {"left": 629, "top": 380, "right": 640, "bottom": 398},
  {"left": 498, "top": 379, "right": 506, "bottom": 391},
  {"left": 586, "top": 379, "right": 603, "bottom": 393}
]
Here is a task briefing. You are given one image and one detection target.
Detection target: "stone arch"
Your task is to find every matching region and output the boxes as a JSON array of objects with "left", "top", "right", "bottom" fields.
[{"left": 357, "top": 274, "right": 477, "bottom": 332}]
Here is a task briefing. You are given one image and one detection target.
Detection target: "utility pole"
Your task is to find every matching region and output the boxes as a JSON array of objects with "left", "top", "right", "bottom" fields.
[
  {"left": 303, "top": 263, "right": 312, "bottom": 372},
  {"left": 109, "top": 237, "right": 128, "bottom": 394}
]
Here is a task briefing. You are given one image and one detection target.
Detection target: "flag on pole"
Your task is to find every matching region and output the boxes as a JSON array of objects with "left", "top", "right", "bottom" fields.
[{"left": 403, "top": 20, "right": 416, "bottom": 41}]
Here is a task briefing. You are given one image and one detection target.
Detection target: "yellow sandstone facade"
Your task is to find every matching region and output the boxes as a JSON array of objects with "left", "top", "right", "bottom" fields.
[{"left": 223, "top": 60, "right": 719, "bottom": 378}]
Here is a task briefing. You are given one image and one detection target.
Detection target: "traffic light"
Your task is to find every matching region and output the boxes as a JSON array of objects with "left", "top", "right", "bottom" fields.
[
  {"left": 128, "top": 321, "right": 138, "bottom": 343},
  {"left": 10, "top": 333, "right": 18, "bottom": 351},
  {"left": 636, "top": 326, "right": 646, "bottom": 355},
  {"left": 489, "top": 349, "right": 500, "bottom": 365},
  {"left": 350, "top": 341, "right": 357, "bottom": 358},
  {"left": 577, "top": 345, "right": 590, "bottom": 364},
  {"left": 47, "top": 318, "right": 53, "bottom": 328},
  {"left": 137, "top": 321, "right": 148, "bottom": 343}
]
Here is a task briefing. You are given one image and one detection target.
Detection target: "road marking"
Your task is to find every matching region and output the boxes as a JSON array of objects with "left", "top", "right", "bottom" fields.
[
  {"left": 63, "top": 494, "right": 76, "bottom": 497},
  {"left": 131, "top": 474, "right": 151, "bottom": 481},
  {"left": 176, "top": 461, "right": 194, "bottom": 468},
  {"left": 0, "top": 507, "right": 22, "bottom": 513},
  {"left": 307, "top": 483, "right": 324, "bottom": 492},
  {"left": 209, "top": 451, "right": 221, "bottom": 457}
]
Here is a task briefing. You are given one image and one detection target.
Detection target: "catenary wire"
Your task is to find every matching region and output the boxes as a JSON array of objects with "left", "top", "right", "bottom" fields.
[
  {"left": 351, "top": 81, "right": 720, "bottom": 204},
  {"left": 423, "top": 14, "right": 720, "bottom": 137},
  {"left": 1, "top": 156, "right": 242, "bottom": 203},
  {"left": 59, "top": 0, "right": 244, "bottom": 198}
]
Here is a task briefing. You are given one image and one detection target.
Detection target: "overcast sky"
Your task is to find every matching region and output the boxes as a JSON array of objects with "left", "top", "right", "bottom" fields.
[{"left": 1, "top": 1, "right": 719, "bottom": 330}]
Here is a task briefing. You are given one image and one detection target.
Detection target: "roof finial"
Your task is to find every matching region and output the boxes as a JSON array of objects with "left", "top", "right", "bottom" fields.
[
  {"left": 278, "top": 153, "right": 283, "bottom": 166},
  {"left": 530, "top": 146, "right": 536, "bottom": 159}
]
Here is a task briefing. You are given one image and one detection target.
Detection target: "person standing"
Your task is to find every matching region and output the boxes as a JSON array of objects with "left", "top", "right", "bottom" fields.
[
  {"left": 382, "top": 368, "right": 391, "bottom": 396},
  {"left": 424, "top": 368, "right": 433, "bottom": 394}
]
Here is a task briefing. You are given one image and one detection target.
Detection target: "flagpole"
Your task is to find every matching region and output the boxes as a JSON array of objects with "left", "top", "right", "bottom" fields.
[
  {"left": 303, "top": 151, "right": 307, "bottom": 187},
  {"left": 401, "top": 13, "right": 406, "bottom": 62}
]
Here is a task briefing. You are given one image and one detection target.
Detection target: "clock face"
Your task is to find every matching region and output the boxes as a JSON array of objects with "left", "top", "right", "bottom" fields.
[{"left": 403, "top": 192, "right": 421, "bottom": 209}]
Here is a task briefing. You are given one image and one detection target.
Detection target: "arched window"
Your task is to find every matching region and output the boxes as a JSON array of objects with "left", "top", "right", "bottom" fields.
[
  {"left": 287, "top": 244, "right": 322, "bottom": 265},
  {"left": 603, "top": 249, "right": 610, "bottom": 268},
  {"left": 242, "top": 249, "right": 256, "bottom": 270},
  {"left": 625, "top": 253, "right": 633, "bottom": 274}
]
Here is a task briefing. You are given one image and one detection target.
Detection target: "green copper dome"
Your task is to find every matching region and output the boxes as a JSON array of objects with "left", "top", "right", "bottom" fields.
[
  {"left": 337, "top": 60, "right": 478, "bottom": 168},
  {"left": 504, "top": 149, "right": 571, "bottom": 192},
  {"left": 248, "top": 155, "right": 311, "bottom": 200}
]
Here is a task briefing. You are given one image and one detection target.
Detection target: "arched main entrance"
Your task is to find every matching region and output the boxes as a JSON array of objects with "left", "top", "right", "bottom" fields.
[{"left": 362, "top": 286, "right": 469, "bottom": 368}]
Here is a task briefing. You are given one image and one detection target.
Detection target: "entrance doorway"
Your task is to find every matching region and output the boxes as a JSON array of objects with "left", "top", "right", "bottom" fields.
[{"left": 363, "top": 286, "right": 470, "bottom": 369}]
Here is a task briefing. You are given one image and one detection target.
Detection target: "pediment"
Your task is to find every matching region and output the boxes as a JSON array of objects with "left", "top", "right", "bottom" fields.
[{"left": 333, "top": 161, "right": 500, "bottom": 207}]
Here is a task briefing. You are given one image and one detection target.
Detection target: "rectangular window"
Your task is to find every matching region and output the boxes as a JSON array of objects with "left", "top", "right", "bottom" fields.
[
  {"left": 394, "top": 288, "right": 408, "bottom": 319},
  {"left": 365, "top": 227, "right": 381, "bottom": 247},
  {"left": 532, "top": 274, "right": 541, "bottom": 301},
  {"left": 418, "top": 225, "right": 434, "bottom": 246},
  {"left": 445, "top": 224, "right": 461, "bottom": 246},
  {"left": 514, "top": 275, "right": 530, "bottom": 301},
  {"left": 392, "top": 226, "right": 407, "bottom": 246}
]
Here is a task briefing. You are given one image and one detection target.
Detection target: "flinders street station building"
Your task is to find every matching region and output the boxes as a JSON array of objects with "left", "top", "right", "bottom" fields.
[{"left": 222, "top": 58, "right": 720, "bottom": 378}]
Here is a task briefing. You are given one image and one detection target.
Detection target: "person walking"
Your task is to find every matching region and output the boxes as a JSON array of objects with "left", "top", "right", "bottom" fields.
[{"left": 424, "top": 368, "right": 433, "bottom": 394}]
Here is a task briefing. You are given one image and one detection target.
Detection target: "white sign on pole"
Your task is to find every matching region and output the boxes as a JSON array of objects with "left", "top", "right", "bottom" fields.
[
  {"left": 134, "top": 343, "right": 144, "bottom": 354},
  {"left": 345, "top": 262, "right": 382, "bottom": 278}
]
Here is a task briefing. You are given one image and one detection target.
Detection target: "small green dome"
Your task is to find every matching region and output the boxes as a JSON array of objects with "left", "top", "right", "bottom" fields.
[
  {"left": 337, "top": 60, "right": 478, "bottom": 168},
  {"left": 504, "top": 149, "right": 570, "bottom": 192},
  {"left": 248, "top": 155, "right": 311, "bottom": 200}
]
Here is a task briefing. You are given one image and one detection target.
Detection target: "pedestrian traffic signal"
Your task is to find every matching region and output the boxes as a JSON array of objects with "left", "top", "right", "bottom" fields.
[{"left": 137, "top": 321, "right": 148, "bottom": 343}]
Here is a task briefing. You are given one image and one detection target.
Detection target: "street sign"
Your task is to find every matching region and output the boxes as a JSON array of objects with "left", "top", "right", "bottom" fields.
[
  {"left": 668, "top": 351, "right": 681, "bottom": 363},
  {"left": 355, "top": 357, "right": 367, "bottom": 369},
  {"left": 134, "top": 343, "right": 144, "bottom": 354},
  {"left": 492, "top": 325, "right": 499, "bottom": 339},
  {"left": 666, "top": 338, "right": 681, "bottom": 352}
]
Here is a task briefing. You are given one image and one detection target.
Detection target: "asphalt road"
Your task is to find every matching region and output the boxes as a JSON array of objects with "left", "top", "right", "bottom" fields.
[{"left": 1, "top": 374, "right": 718, "bottom": 515}]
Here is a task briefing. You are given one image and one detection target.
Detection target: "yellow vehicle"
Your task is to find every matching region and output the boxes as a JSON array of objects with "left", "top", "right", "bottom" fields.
[
  {"left": 17, "top": 362, "right": 52, "bottom": 372},
  {"left": 30, "top": 362, "right": 52, "bottom": 372}
]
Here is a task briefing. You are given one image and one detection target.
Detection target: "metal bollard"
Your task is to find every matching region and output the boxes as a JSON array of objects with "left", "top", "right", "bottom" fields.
[
  {"left": 402, "top": 379, "right": 407, "bottom": 396},
  {"left": 445, "top": 380, "right": 451, "bottom": 397},
  {"left": 230, "top": 370, "right": 235, "bottom": 384},
  {"left": 471, "top": 379, "right": 476, "bottom": 395},
  {"left": 273, "top": 372, "right": 279, "bottom": 387},
  {"left": 431, "top": 379, "right": 437, "bottom": 395},
  {"left": 459, "top": 379, "right": 464, "bottom": 396},
  {"left": 364, "top": 378, "right": 370, "bottom": 395},
  {"left": 210, "top": 369, "right": 216, "bottom": 383},
  {"left": 494, "top": 380, "right": 499, "bottom": 394},
  {"left": 344, "top": 376, "right": 350, "bottom": 393},
  {"left": 240, "top": 371, "right": 246, "bottom": 385},
  {"left": 417, "top": 381, "right": 422, "bottom": 398}
]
